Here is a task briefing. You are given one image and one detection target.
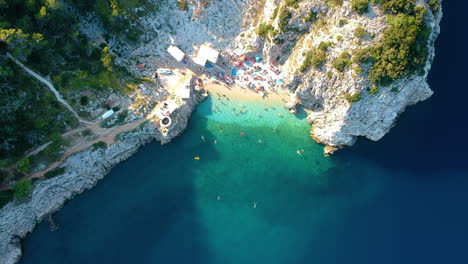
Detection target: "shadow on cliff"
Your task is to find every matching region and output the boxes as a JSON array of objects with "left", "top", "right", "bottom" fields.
[
  {"left": 19, "top": 99, "right": 220, "bottom": 264},
  {"left": 337, "top": 2, "right": 468, "bottom": 173}
]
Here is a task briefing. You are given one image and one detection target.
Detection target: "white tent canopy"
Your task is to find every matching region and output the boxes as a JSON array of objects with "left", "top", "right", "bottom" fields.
[
  {"left": 167, "top": 45, "right": 185, "bottom": 62},
  {"left": 194, "top": 45, "right": 219, "bottom": 66}
]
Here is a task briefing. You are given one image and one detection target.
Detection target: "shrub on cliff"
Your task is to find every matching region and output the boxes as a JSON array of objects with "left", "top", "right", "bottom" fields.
[
  {"left": 278, "top": 8, "right": 292, "bottom": 31},
  {"left": 303, "top": 11, "right": 318, "bottom": 23},
  {"left": 13, "top": 179, "right": 33, "bottom": 199},
  {"left": 44, "top": 167, "right": 66, "bottom": 179},
  {"left": 325, "top": 0, "right": 343, "bottom": 7},
  {"left": 428, "top": 0, "right": 440, "bottom": 14},
  {"left": 354, "top": 26, "right": 368, "bottom": 38},
  {"left": 92, "top": 141, "right": 107, "bottom": 150},
  {"left": 333, "top": 52, "right": 352, "bottom": 72},
  {"left": 380, "top": 0, "right": 415, "bottom": 14},
  {"left": 258, "top": 23, "right": 274, "bottom": 38},
  {"left": 351, "top": 0, "right": 370, "bottom": 14},
  {"left": 352, "top": 48, "right": 373, "bottom": 64},
  {"left": 318, "top": 41, "right": 333, "bottom": 52},
  {"left": 369, "top": 84, "right": 379, "bottom": 95},
  {"left": 299, "top": 48, "right": 327, "bottom": 72},
  {"left": 344, "top": 92, "right": 362, "bottom": 104},
  {"left": 177, "top": 0, "right": 188, "bottom": 11},
  {"left": 285, "top": 0, "right": 301, "bottom": 8}
]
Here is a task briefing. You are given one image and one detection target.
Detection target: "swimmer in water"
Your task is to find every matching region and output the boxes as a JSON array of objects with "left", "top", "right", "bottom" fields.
[
  {"left": 297, "top": 150, "right": 302, "bottom": 155},
  {"left": 217, "top": 195, "right": 221, "bottom": 200},
  {"left": 253, "top": 202, "right": 257, "bottom": 208},
  {"left": 258, "top": 139, "right": 263, "bottom": 144},
  {"left": 273, "top": 127, "right": 277, "bottom": 132},
  {"left": 201, "top": 136, "right": 205, "bottom": 142}
]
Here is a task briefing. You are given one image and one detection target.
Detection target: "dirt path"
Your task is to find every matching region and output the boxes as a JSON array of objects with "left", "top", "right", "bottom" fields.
[
  {"left": 0, "top": 117, "right": 149, "bottom": 191},
  {"left": 7, "top": 53, "right": 92, "bottom": 125},
  {"left": 25, "top": 117, "right": 147, "bottom": 180}
]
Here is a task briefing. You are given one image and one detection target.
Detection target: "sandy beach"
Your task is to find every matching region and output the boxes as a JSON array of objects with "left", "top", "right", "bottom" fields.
[{"left": 203, "top": 80, "right": 291, "bottom": 106}]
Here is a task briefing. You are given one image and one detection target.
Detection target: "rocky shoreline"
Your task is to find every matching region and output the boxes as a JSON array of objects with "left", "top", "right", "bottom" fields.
[
  {"left": 0, "top": 1, "right": 444, "bottom": 262},
  {"left": 0, "top": 90, "right": 207, "bottom": 264}
]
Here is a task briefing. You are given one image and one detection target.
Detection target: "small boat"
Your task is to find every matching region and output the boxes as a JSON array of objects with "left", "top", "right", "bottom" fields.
[{"left": 194, "top": 156, "right": 200, "bottom": 160}]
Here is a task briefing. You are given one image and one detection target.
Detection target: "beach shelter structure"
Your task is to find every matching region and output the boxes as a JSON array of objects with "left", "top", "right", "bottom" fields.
[
  {"left": 167, "top": 45, "right": 185, "bottom": 62},
  {"left": 100, "top": 110, "right": 114, "bottom": 120},
  {"left": 175, "top": 78, "right": 192, "bottom": 99},
  {"left": 194, "top": 45, "right": 219, "bottom": 66}
]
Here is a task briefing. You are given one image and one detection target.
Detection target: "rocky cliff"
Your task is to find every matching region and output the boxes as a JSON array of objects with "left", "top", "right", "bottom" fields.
[
  {"left": 0, "top": 90, "right": 207, "bottom": 264},
  {"left": 247, "top": 0, "right": 442, "bottom": 148},
  {"left": 0, "top": 0, "right": 442, "bottom": 262},
  {"left": 101, "top": 0, "right": 442, "bottom": 149}
]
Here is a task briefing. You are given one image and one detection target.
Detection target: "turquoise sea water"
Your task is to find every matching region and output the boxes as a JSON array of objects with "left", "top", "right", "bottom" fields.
[
  {"left": 20, "top": 92, "right": 468, "bottom": 264},
  {"left": 18, "top": 4, "right": 468, "bottom": 262}
]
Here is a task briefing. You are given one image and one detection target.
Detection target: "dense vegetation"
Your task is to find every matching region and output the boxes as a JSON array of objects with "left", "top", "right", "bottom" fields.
[
  {"left": 368, "top": 1, "right": 431, "bottom": 84},
  {"left": 0, "top": 0, "right": 146, "bottom": 167},
  {"left": 13, "top": 178, "right": 33, "bottom": 198}
]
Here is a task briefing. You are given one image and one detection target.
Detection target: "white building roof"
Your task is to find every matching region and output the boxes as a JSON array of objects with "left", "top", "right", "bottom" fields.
[
  {"left": 101, "top": 110, "right": 114, "bottom": 120},
  {"left": 194, "top": 45, "right": 219, "bottom": 66},
  {"left": 175, "top": 80, "right": 191, "bottom": 99},
  {"left": 167, "top": 45, "right": 185, "bottom": 62}
]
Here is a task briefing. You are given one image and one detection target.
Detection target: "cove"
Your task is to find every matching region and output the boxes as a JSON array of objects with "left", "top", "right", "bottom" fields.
[{"left": 19, "top": 93, "right": 468, "bottom": 264}]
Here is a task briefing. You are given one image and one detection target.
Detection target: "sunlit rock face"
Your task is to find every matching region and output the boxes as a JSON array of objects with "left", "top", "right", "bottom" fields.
[{"left": 101, "top": 0, "right": 440, "bottom": 148}]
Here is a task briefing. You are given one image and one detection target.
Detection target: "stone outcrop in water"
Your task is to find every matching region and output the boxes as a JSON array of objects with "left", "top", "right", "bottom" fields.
[{"left": 0, "top": 90, "right": 207, "bottom": 264}]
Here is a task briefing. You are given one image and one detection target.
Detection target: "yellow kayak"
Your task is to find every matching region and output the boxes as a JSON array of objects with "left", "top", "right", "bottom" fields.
[{"left": 194, "top": 156, "right": 200, "bottom": 160}]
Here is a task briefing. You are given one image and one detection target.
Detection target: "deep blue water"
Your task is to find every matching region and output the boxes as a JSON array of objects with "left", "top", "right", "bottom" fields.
[{"left": 20, "top": 2, "right": 468, "bottom": 264}]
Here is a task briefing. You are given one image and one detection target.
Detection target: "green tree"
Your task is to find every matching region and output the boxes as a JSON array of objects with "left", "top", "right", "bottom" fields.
[
  {"left": 344, "top": 91, "right": 362, "bottom": 104},
  {"left": 354, "top": 25, "right": 367, "bottom": 38},
  {"left": 299, "top": 47, "right": 327, "bottom": 72},
  {"left": 36, "top": 6, "right": 48, "bottom": 19},
  {"left": 351, "top": 0, "right": 370, "bottom": 14},
  {"left": 13, "top": 179, "right": 33, "bottom": 198},
  {"left": 333, "top": 52, "right": 352, "bottom": 72},
  {"left": 18, "top": 157, "right": 30, "bottom": 173},
  {"left": 25, "top": 0, "right": 38, "bottom": 12},
  {"left": 380, "top": 0, "right": 414, "bottom": 14},
  {"left": 101, "top": 46, "right": 114, "bottom": 72}
]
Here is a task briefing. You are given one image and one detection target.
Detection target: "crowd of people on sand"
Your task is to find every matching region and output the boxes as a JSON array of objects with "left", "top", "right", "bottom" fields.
[
  {"left": 178, "top": 51, "right": 286, "bottom": 97},
  {"left": 216, "top": 52, "right": 286, "bottom": 97}
]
